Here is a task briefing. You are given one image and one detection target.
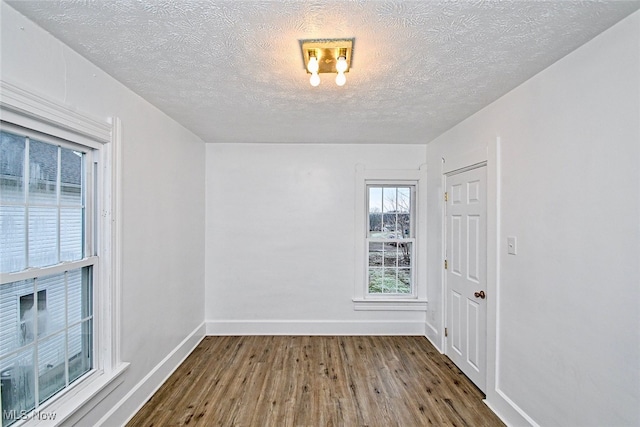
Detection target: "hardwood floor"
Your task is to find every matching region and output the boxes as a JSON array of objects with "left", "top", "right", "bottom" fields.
[{"left": 127, "top": 336, "right": 504, "bottom": 427}]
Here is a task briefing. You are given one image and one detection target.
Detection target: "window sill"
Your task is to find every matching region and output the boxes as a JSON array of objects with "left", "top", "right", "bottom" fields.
[
  {"left": 352, "top": 298, "right": 427, "bottom": 311},
  {"left": 22, "top": 362, "right": 129, "bottom": 426}
]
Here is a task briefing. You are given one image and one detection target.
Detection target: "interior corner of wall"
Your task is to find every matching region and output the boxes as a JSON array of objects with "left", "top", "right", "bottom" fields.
[{"left": 425, "top": 322, "right": 443, "bottom": 352}]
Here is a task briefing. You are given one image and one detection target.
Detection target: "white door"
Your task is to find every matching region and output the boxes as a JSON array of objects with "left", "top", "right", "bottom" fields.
[{"left": 445, "top": 165, "right": 487, "bottom": 392}]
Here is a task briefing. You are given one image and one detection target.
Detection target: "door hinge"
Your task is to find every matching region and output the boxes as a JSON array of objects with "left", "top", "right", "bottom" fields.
[
  {"left": 445, "top": 327, "right": 448, "bottom": 337},
  {"left": 444, "top": 259, "right": 448, "bottom": 270},
  {"left": 444, "top": 192, "right": 448, "bottom": 202}
]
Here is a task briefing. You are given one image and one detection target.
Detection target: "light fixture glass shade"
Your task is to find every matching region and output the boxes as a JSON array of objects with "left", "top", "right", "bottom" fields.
[
  {"left": 307, "top": 56, "right": 319, "bottom": 73},
  {"left": 335, "top": 71, "right": 346, "bottom": 86},
  {"left": 310, "top": 72, "right": 320, "bottom": 87},
  {"left": 336, "top": 56, "right": 348, "bottom": 73}
]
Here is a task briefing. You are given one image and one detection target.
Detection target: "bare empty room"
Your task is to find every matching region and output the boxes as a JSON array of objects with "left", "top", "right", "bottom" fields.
[{"left": 1, "top": 1, "right": 639, "bottom": 426}]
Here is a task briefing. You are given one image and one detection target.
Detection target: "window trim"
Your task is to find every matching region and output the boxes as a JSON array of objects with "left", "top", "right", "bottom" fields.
[
  {"left": 0, "top": 80, "right": 127, "bottom": 425},
  {"left": 353, "top": 164, "right": 428, "bottom": 311}
]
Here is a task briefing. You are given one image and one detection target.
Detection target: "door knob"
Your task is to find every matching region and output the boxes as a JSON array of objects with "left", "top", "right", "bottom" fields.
[{"left": 474, "top": 290, "right": 486, "bottom": 299}]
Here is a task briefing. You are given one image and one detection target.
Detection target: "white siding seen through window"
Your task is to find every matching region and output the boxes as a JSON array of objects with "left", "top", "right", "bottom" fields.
[{"left": 0, "top": 129, "right": 94, "bottom": 426}]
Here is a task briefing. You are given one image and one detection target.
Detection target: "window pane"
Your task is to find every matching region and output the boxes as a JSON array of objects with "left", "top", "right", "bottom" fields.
[
  {"left": 18, "top": 291, "right": 39, "bottom": 348},
  {"left": 28, "top": 140, "right": 58, "bottom": 205},
  {"left": 398, "top": 242, "right": 412, "bottom": 267},
  {"left": 0, "top": 280, "right": 34, "bottom": 353},
  {"left": 368, "top": 213, "right": 382, "bottom": 237},
  {"left": 0, "top": 131, "right": 25, "bottom": 203},
  {"left": 397, "top": 187, "right": 410, "bottom": 213},
  {"left": 368, "top": 268, "right": 383, "bottom": 293},
  {"left": 397, "top": 187, "right": 411, "bottom": 237},
  {"left": 398, "top": 269, "right": 411, "bottom": 293},
  {"left": 68, "top": 319, "right": 92, "bottom": 384},
  {"left": 28, "top": 207, "right": 58, "bottom": 268},
  {"left": 38, "top": 274, "right": 65, "bottom": 338},
  {"left": 368, "top": 242, "right": 383, "bottom": 266},
  {"left": 0, "top": 347, "right": 36, "bottom": 421},
  {"left": 368, "top": 187, "right": 383, "bottom": 237},
  {"left": 383, "top": 269, "right": 398, "bottom": 293},
  {"left": 398, "top": 213, "right": 410, "bottom": 237},
  {"left": 0, "top": 206, "right": 26, "bottom": 273},
  {"left": 20, "top": 289, "right": 48, "bottom": 344},
  {"left": 368, "top": 187, "right": 382, "bottom": 213},
  {"left": 38, "top": 332, "right": 66, "bottom": 404},
  {"left": 60, "top": 148, "right": 82, "bottom": 206},
  {"left": 60, "top": 208, "right": 83, "bottom": 262},
  {"left": 67, "top": 267, "right": 92, "bottom": 324}
]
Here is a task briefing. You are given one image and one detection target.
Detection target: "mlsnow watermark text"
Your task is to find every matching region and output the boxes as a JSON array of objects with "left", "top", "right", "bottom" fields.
[{"left": 3, "top": 409, "right": 58, "bottom": 422}]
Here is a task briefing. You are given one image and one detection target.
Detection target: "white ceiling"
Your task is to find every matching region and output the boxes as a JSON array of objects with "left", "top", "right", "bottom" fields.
[{"left": 7, "top": 0, "right": 640, "bottom": 144}]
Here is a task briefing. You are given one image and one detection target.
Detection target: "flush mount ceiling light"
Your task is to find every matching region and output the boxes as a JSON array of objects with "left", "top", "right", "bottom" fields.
[{"left": 301, "top": 39, "right": 353, "bottom": 87}]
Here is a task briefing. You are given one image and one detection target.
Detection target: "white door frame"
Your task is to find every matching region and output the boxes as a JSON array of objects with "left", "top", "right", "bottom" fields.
[{"left": 440, "top": 139, "right": 500, "bottom": 400}]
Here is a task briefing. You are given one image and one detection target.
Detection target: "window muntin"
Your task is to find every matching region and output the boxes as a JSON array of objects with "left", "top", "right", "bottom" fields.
[
  {"left": 366, "top": 185, "right": 415, "bottom": 295},
  {"left": 1, "top": 129, "right": 94, "bottom": 426}
]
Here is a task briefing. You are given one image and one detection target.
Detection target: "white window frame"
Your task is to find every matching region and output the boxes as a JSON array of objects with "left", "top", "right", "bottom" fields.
[
  {"left": 0, "top": 80, "right": 128, "bottom": 426},
  {"left": 353, "top": 164, "right": 428, "bottom": 311}
]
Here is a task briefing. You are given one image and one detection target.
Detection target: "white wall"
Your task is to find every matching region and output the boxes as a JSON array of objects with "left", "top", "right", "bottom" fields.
[
  {"left": 1, "top": 3, "right": 206, "bottom": 425},
  {"left": 205, "top": 143, "right": 427, "bottom": 334},
  {"left": 426, "top": 10, "right": 640, "bottom": 427}
]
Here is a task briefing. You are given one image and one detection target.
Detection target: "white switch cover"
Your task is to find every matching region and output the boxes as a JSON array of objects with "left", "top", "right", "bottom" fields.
[{"left": 507, "top": 236, "right": 517, "bottom": 255}]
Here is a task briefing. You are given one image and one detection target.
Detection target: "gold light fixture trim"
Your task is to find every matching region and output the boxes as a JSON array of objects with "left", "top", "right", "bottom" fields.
[{"left": 301, "top": 38, "right": 353, "bottom": 86}]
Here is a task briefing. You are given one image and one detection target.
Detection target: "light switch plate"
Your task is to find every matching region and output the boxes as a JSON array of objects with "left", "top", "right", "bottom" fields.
[{"left": 507, "top": 236, "right": 517, "bottom": 255}]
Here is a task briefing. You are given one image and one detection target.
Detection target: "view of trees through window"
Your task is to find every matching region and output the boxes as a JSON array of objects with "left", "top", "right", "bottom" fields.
[{"left": 367, "top": 186, "right": 413, "bottom": 294}]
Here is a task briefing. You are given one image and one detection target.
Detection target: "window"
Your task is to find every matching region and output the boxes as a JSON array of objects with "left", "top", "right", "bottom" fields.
[
  {"left": 367, "top": 185, "right": 415, "bottom": 294},
  {"left": 0, "top": 129, "right": 95, "bottom": 426},
  {"left": 0, "top": 82, "right": 124, "bottom": 426},
  {"left": 353, "top": 165, "right": 427, "bottom": 311}
]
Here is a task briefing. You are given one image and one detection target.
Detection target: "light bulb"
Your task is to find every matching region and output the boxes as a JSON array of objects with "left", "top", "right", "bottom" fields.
[
  {"left": 336, "top": 56, "right": 348, "bottom": 73},
  {"left": 335, "top": 71, "right": 346, "bottom": 86},
  {"left": 310, "top": 72, "right": 320, "bottom": 87},
  {"left": 307, "top": 56, "right": 319, "bottom": 74}
]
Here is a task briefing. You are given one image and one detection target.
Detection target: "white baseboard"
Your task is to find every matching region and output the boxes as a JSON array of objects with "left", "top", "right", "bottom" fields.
[
  {"left": 484, "top": 388, "right": 538, "bottom": 427},
  {"left": 96, "top": 322, "right": 206, "bottom": 427},
  {"left": 206, "top": 319, "right": 426, "bottom": 336},
  {"left": 424, "top": 321, "right": 443, "bottom": 352}
]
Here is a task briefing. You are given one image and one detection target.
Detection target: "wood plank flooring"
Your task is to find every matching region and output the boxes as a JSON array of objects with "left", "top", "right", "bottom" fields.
[{"left": 127, "top": 336, "right": 504, "bottom": 427}]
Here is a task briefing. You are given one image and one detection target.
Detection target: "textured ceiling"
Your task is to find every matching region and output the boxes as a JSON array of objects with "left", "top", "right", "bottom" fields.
[{"left": 6, "top": 0, "right": 640, "bottom": 144}]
